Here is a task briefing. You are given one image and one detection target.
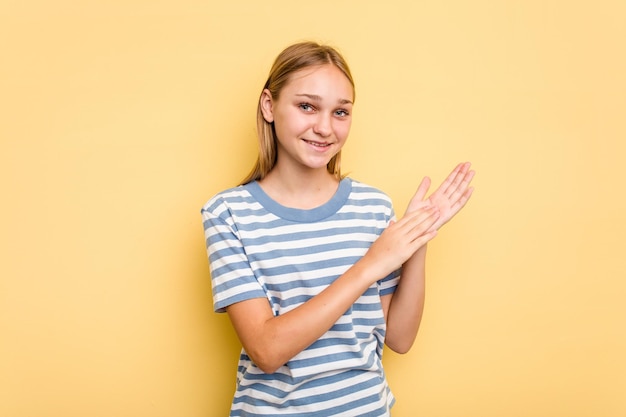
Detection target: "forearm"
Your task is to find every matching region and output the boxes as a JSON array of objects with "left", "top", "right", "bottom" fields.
[
  {"left": 228, "top": 257, "right": 380, "bottom": 374},
  {"left": 384, "top": 244, "right": 427, "bottom": 353}
]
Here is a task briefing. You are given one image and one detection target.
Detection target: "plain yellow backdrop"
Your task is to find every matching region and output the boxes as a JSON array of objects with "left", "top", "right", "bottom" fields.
[{"left": 1, "top": 1, "right": 624, "bottom": 416}]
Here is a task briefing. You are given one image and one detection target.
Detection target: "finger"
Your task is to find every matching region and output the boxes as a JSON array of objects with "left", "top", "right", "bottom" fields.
[
  {"left": 431, "top": 163, "right": 460, "bottom": 197},
  {"left": 451, "top": 186, "right": 475, "bottom": 213},
  {"left": 447, "top": 168, "right": 475, "bottom": 204},
  {"left": 418, "top": 208, "right": 441, "bottom": 232},
  {"left": 405, "top": 206, "right": 440, "bottom": 235},
  {"left": 443, "top": 162, "right": 471, "bottom": 197},
  {"left": 433, "top": 162, "right": 464, "bottom": 197},
  {"left": 413, "top": 176, "right": 431, "bottom": 202},
  {"left": 405, "top": 177, "right": 432, "bottom": 215},
  {"left": 397, "top": 205, "right": 437, "bottom": 231},
  {"left": 408, "top": 229, "right": 438, "bottom": 251}
]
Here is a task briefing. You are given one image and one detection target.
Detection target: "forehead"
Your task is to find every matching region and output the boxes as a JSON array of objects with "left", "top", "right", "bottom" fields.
[{"left": 283, "top": 64, "right": 354, "bottom": 99}]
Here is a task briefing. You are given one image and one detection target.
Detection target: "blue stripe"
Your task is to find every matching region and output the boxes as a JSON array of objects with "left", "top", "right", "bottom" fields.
[
  {"left": 214, "top": 291, "right": 267, "bottom": 312},
  {"left": 235, "top": 212, "right": 388, "bottom": 233},
  {"left": 248, "top": 242, "right": 371, "bottom": 263},
  {"left": 212, "top": 274, "right": 259, "bottom": 293},
  {"left": 256, "top": 256, "right": 363, "bottom": 277}
]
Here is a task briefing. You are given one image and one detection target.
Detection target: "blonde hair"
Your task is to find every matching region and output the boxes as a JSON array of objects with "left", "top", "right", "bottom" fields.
[{"left": 240, "top": 41, "right": 355, "bottom": 185}]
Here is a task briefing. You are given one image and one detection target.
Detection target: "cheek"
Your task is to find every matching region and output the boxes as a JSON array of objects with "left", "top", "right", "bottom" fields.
[
  {"left": 274, "top": 116, "right": 303, "bottom": 139},
  {"left": 335, "top": 121, "right": 352, "bottom": 140},
  {"left": 277, "top": 112, "right": 310, "bottom": 133}
]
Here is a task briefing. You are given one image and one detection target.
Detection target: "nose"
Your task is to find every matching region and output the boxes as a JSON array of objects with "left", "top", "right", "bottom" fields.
[{"left": 312, "top": 113, "right": 332, "bottom": 138}]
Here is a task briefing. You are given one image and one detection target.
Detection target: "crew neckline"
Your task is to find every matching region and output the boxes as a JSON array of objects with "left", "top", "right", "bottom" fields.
[{"left": 243, "top": 178, "right": 352, "bottom": 223}]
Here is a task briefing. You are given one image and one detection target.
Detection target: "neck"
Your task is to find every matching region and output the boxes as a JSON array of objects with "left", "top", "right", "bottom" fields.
[{"left": 258, "top": 166, "right": 340, "bottom": 209}]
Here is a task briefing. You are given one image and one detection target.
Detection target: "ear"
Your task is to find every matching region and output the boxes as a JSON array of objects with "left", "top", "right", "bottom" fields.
[{"left": 259, "top": 89, "right": 274, "bottom": 123}]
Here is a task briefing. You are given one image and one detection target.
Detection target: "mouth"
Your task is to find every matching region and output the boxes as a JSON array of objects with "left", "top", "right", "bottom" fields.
[{"left": 302, "top": 139, "right": 331, "bottom": 148}]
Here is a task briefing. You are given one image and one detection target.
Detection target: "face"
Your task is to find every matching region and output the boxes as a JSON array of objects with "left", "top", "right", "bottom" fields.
[{"left": 260, "top": 64, "right": 354, "bottom": 174}]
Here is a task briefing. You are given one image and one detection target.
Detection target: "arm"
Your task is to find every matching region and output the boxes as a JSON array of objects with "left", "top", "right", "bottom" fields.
[
  {"left": 226, "top": 206, "right": 440, "bottom": 374},
  {"left": 381, "top": 244, "right": 427, "bottom": 353},
  {"left": 383, "top": 162, "right": 475, "bottom": 353}
]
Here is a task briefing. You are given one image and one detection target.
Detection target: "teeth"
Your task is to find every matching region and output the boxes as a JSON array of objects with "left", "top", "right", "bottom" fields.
[{"left": 304, "top": 140, "right": 329, "bottom": 147}]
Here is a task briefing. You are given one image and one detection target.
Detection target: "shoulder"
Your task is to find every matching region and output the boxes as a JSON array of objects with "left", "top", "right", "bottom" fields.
[
  {"left": 345, "top": 178, "right": 393, "bottom": 207},
  {"left": 200, "top": 184, "right": 256, "bottom": 219}
]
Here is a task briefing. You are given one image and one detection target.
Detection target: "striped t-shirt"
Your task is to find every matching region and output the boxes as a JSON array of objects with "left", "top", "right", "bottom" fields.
[{"left": 201, "top": 177, "right": 400, "bottom": 416}]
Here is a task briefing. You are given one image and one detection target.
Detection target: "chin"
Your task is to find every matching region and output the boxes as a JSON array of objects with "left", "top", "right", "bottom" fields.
[{"left": 303, "top": 159, "right": 334, "bottom": 170}]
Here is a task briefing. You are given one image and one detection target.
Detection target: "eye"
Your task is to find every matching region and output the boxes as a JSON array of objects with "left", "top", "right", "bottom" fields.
[
  {"left": 334, "top": 109, "right": 350, "bottom": 117},
  {"left": 298, "top": 103, "right": 314, "bottom": 112}
]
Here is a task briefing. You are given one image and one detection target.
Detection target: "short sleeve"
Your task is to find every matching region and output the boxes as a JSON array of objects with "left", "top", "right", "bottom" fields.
[
  {"left": 201, "top": 204, "right": 268, "bottom": 313},
  {"left": 378, "top": 268, "right": 401, "bottom": 296}
]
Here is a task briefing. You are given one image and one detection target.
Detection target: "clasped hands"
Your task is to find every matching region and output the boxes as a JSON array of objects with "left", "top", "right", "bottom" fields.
[{"left": 365, "top": 163, "right": 475, "bottom": 274}]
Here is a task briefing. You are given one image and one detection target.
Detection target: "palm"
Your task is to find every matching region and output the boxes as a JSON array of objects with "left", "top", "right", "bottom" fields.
[{"left": 405, "top": 162, "right": 475, "bottom": 231}]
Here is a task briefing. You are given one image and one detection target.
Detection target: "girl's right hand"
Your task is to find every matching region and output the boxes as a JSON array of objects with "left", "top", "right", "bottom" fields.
[{"left": 360, "top": 206, "right": 439, "bottom": 280}]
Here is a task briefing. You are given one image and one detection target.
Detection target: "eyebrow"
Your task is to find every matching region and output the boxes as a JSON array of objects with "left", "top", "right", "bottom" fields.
[{"left": 295, "top": 93, "right": 353, "bottom": 105}]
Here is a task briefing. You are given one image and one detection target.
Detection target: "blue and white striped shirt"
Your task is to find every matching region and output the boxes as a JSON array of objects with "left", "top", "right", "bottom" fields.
[{"left": 201, "top": 178, "right": 399, "bottom": 416}]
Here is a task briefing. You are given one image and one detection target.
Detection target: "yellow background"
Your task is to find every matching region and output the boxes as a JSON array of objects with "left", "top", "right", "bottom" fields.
[{"left": 1, "top": 1, "right": 624, "bottom": 416}]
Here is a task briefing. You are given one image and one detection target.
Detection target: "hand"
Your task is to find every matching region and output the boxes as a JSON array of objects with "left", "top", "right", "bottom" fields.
[
  {"left": 361, "top": 205, "right": 440, "bottom": 278},
  {"left": 405, "top": 162, "right": 475, "bottom": 231}
]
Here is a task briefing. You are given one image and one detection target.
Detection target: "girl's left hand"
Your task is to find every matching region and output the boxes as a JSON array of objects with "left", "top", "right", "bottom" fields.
[{"left": 405, "top": 162, "right": 475, "bottom": 231}]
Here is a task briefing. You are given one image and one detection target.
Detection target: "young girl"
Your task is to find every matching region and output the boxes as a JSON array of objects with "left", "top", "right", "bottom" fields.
[{"left": 201, "top": 41, "right": 474, "bottom": 416}]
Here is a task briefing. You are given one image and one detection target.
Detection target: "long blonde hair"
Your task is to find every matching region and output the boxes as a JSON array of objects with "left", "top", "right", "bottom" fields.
[{"left": 240, "top": 41, "right": 355, "bottom": 185}]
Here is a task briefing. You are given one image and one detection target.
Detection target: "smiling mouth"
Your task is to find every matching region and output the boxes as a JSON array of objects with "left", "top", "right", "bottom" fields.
[{"left": 303, "top": 139, "right": 331, "bottom": 148}]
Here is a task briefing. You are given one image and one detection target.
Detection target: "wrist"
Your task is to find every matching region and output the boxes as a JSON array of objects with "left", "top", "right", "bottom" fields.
[
  {"left": 405, "top": 243, "right": 427, "bottom": 266},
  {"left": 350, "top": 254, "right": 389, "bottom": 286}
]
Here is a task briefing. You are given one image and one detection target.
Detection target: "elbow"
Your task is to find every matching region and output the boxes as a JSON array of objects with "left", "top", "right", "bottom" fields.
[
  {"left": 255, "top": 360, "right": 281, "bottom": 375},
  {"left": 385, "top": 339, "right": 415, "bottom": 355},
  {"left": 246, "top": 347, "right": 285, "bottom": 374},
  {"left": 391, "top": 345, "right": 412, "bottom": 355}
]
